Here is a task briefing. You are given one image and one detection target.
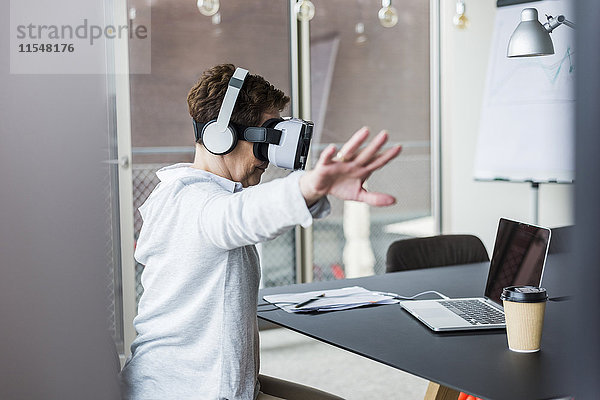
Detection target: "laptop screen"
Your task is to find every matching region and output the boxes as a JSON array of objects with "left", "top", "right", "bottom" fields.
[{"left": 484, "top": 218, "right": 551, "bottom": 305}]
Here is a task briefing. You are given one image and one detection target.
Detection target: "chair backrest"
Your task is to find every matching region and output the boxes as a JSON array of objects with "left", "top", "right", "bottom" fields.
[
  {"left": 548, "top": 225, "right": 574, "bottom": 254},
  {"left": 386, "top": 234, "right": 490, "bottom": 273}
]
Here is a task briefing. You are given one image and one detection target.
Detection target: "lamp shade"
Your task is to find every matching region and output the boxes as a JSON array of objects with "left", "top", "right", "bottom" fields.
[{"left": 507, "top": 8, "right": 555, "bottom": 57}]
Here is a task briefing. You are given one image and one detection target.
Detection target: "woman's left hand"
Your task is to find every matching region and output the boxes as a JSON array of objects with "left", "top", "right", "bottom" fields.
[{"left": 299, "top": 127, "right": 402, "bottom": 207}]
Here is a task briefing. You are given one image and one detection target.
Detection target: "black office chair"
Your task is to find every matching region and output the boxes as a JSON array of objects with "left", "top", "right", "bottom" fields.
[
  {"left": 386, "top": 234, "right": 489, "bottom": 273},
  {"left": 548, "top": 225, "right": 574, "bottom": 254}
]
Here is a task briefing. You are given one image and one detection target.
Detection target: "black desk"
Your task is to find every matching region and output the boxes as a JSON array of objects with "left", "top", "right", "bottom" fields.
[{"left": 258, "top": 254, "right": 573, "bottom": 400}]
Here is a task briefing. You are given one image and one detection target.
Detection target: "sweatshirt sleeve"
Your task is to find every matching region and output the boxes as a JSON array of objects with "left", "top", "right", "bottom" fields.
[{"left": 199, "top": 171, "right": 330, "bottom": 250}]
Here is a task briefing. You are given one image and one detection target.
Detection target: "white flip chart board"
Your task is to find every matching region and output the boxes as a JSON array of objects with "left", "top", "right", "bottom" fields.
[{"left": 474, "top": 0, "right": 575, "bottom": 183}]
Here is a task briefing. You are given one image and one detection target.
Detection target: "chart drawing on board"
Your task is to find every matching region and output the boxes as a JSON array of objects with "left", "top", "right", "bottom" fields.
[
  {"left": 488, "top": 44, "right": 574, "bottom": 105},
  {"left": 474, "top": 0, "right": 575, "bottom": 183}
]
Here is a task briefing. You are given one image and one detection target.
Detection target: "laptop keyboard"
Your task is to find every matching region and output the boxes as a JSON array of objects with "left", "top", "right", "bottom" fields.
[{"left": 438, "top": 300, "right": 505, "bottom": 325}]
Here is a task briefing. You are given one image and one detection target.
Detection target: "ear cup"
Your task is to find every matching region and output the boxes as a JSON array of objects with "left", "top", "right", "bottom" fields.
[{"left": 201, "top": 120, "right": 238, "bottom": 155}]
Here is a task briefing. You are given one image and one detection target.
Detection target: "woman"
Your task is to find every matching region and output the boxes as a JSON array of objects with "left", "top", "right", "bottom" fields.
[{"left": 120, "top": 64, "right": 402, "bottom": 400}]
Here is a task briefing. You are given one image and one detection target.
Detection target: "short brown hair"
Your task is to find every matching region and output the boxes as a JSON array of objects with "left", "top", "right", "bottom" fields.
[{"left": 187, "top": 64, "right": 289, "bottom": 142}]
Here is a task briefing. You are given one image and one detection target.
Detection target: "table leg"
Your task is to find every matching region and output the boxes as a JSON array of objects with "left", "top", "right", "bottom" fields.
[{"left": 424, "top": 382, "right": 460, "bottom": 400}]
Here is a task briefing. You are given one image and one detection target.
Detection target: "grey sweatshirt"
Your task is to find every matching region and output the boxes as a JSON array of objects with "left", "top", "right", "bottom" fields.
[{"left": 120, "top": 164, "right": 330, "bottom": 400}]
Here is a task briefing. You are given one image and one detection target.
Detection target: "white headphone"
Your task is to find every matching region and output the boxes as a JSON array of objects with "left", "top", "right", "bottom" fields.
[{"left": 199, "top": 67, "right": 249, "bottom": 155}]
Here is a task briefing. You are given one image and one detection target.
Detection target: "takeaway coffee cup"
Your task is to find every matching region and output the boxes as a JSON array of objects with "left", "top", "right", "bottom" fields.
[{"left": 501, "top": 286, "right": 548, "bottom": 353}]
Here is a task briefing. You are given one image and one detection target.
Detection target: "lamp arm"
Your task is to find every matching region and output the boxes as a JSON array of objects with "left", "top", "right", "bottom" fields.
[
  {"left": 544, "top": 14, "right": 576, "bottom": 32},
  {"left": 558, "top": 15, "right": 576, "bottom": 29}
]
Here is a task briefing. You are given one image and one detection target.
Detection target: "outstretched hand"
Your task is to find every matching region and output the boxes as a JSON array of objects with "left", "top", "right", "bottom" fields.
[{"left": 299, "top": 127, "right": 402, "bottom": 207}]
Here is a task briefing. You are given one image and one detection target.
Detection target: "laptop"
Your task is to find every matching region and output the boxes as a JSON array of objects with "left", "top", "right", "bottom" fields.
[{"left": 400, "top": 218, "right": 551, "bottom": 332}]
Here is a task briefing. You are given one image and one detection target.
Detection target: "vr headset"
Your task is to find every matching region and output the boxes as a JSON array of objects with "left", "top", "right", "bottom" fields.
[{"left": 192, "top": 67, "right": 314, "bottom": 170}]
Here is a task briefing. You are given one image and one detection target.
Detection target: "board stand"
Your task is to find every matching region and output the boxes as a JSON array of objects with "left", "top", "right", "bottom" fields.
[{"left": 530, "top": 181, "right": 540, "bottom": 225}]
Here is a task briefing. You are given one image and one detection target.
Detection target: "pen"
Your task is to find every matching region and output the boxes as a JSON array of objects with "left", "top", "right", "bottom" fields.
[{"left": 294, "top": 293, "right": 326, "bottom": 308}]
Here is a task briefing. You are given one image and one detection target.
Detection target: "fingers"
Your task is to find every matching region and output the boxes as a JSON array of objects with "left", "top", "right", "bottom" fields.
[
  {"left": 338, "top": 127, "right": 369, "bottom": 160},
  {"left": 317, "top": 144, "right": 338, "bottom": 166},
  {"left": 325, "top": 128, "right": 392, "bottom": 166},
  {"left": 357, "top": 189, "right": 397, "bottom": 207},
  {"left": 365, "top": 145, "right": 402, "bottom": 172},
  {"left": 354, "top": 130, "right": 389, "bottom": 166}
]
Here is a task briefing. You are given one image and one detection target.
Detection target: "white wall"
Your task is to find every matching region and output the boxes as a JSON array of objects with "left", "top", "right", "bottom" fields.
[{"left": 439, "top": 0, "right": 574, "bottom": 251}]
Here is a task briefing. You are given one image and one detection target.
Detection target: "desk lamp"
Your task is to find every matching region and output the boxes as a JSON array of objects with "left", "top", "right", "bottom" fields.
[{"left": 507, "top": 8, "right": 575, "bottom": 57}]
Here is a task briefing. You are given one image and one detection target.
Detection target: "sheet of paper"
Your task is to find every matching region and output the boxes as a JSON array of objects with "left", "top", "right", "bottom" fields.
[{"left": 263, "top": 286, "right": 398, "bottom": 313}]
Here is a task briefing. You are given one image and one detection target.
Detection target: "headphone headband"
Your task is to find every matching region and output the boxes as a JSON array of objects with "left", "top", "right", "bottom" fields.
[{"left": 214, "top": 67, "right": 248, "bottom": 133}]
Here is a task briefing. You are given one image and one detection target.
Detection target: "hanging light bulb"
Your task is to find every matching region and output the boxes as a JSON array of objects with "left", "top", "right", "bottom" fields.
[
  {"left": 378, "top": 0, "right": 398, "bottom": 28},
  {"left": 453, "top": 0, "right": 469, "bottom": 29},
  {"left": 197, "top": 0, "right": 219, "bottom": 17},
  {"left": 295, "top": 0, "right": 315, "bottom": 22},
  {"left": 211, "top": 12, "right": 222, "bottom": 37}
]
